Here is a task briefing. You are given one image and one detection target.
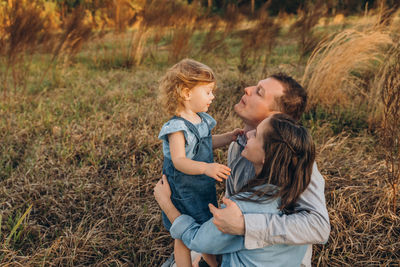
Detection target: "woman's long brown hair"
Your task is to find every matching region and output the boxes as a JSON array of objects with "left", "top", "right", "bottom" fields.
[{"left": 234, "top": 113, "right": 315, "bottom": 214}]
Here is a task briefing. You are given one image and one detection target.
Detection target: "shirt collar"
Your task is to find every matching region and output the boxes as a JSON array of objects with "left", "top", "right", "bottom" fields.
[{"left": 236, "top": 133, "right": 247, "bottom": 147}]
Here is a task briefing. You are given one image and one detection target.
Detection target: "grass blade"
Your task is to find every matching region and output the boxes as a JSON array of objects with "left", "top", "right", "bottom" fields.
[{"left": 5, "top": 204, "right": 32, "bottom": 247}]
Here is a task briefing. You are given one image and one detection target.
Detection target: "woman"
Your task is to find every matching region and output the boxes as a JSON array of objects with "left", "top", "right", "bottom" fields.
[{"left": 154, "top": 113, "right": 315, "bottom": 267}]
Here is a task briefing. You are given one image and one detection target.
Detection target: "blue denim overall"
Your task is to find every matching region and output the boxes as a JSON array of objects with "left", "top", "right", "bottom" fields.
[{"left": 162, "top": 114, "right": 218, "bottom": 231}]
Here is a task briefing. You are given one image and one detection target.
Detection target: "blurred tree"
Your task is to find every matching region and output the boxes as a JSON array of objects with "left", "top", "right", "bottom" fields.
[{"left": 187, "top": 0, "right": 399, "bottom": 16}]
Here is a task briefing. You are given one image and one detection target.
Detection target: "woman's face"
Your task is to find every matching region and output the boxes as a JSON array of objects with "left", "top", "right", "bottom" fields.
[{"left": 241, "top": 118, "right": 270, "bottom": 170}]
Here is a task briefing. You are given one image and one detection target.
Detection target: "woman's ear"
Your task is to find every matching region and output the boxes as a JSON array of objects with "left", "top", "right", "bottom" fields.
[{"left": 182, "top": 87, "right": 191, "bottom": 101}]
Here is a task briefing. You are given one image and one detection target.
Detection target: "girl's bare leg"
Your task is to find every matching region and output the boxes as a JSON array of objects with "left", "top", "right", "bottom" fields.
[
  {"left": 174, "top": 239, "right": 191, "bottom": 267},
  {"left": 201, "top": 253, "right": 218, "bottom": 267}
]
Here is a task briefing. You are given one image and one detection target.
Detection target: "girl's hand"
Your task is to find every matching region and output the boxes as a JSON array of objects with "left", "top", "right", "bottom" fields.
[
  {"left": 205, "top": 163, "right": 231, "bottom": 182},
  {"left": 154, "top": 175, "right": 172, "bottom": 207},
  {"left": 230, "top": 128, "right": 244, "bottom": 142}
]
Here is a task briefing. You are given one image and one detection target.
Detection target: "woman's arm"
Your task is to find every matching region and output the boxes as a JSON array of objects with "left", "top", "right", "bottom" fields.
[
  {"left": 212, "top": 129, "right": 243, "bottom": 149},
  {"left": 153, "top": 175, "right": 181, "bottom": 223},
  {"left": 169, "top": 131, "right": 230, "bottom": 182},
  {"left": 211, "top": 163, "right": 330, "bottom": 248},
  {"left": 154, "top": 175, "right": 244, "bottom": 254},
  {"left": 171, "top": 215, "right": 244, "bottom": 255}
]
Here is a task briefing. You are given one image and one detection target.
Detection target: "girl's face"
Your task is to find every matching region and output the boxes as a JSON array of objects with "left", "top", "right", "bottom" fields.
[
  {"left": 241, "top": 118, "right": 270, "bottom": 172},
  {"left": 186, "top": 82, "right": 215, "bottom": 113}
]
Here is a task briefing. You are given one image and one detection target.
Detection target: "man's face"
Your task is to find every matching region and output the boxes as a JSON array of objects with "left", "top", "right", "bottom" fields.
[{"left": 234, "top": 78, "right": 284, "bottom": 129}]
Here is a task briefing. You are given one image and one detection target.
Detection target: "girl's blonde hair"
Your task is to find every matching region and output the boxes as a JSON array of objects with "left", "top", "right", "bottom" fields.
[{"left": 159, "top": 58, "right": 216, "bottom": 115}]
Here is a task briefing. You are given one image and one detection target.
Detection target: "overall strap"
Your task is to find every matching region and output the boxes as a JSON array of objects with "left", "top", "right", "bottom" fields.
[
  {"left": 197, "top": 113, "right": 212, "bottom": 135},
  {"left": 171, "top": 116, "right": 201, "bottom": 141}
]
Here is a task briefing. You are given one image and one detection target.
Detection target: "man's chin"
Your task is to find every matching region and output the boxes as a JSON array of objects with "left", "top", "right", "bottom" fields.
[{"left": 233, "top": 103, "right": 241, "bottom": 114}]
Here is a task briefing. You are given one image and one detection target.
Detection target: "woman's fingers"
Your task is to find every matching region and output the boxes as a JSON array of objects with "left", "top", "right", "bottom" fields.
[
  {"left": 222, "top": 197, "right": 234, "bottom": 206},
  {"left": 208, "top": 203, "right": 218, "bottom": 214}
]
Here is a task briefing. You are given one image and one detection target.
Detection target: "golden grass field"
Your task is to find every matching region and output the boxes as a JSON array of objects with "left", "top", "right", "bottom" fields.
[{"left": 0, "top": 1, "right": 399, "bottom": 266}]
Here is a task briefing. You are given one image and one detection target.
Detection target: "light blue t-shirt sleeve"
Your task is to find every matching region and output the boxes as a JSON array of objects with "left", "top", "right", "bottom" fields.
[
  {"left": 158, "top": 119, "right": 189, "bottom": 144},
  {"left": 199, "top": 112, "right": 216, "bottom": 130}
]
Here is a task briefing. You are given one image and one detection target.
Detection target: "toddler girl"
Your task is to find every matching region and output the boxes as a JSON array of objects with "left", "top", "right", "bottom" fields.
[{"left": 158, "top": 59, "right": 242, "bottom": 267}]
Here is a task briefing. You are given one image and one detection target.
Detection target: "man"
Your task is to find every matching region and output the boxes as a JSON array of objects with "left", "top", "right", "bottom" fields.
[
  {"left": 209, "top": 73, "right": 330, "bottom": 267},
  {"left": 162, "top": 73, "right": 330, "bottom": 267}
]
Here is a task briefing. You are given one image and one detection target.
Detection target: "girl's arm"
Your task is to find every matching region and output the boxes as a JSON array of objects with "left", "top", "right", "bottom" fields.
[
  {"left": 169, "top": 131, "right": 230, "bottom": 181},
  {"left": 212, "top": 129, "right": 243, "bottom": 149}
]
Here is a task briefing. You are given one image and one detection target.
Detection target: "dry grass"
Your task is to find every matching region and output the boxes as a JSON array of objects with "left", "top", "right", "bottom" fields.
[
  {"left": 237, "top": 2, "right": 280, "bottom": 79},
  {"left": 2, "top": 1, "right": 50, "bottom": 95},
  {"left": 289, "top": 0, "right": 328, "bottom": 59},
  {"left": 197, "top": 5, "right": 241, "bottom": 58},
  {"left": 375, "top": 42, "right": 400, "bottom": 213},
  {"left": 302, "top": 27, "right": 393, "bottom": 117},
  {"left": 309, "top": 127, "right": 400, "bottom": 266}
]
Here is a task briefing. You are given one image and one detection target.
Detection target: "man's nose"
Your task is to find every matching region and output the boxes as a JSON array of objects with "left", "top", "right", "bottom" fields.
[{"left": 244, "top": 86, "right": 252, "bottom": 95}]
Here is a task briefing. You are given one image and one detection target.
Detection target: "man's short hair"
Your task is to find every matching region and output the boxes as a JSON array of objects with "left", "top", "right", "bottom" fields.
[{"left": 270, "top": 73, "right": 307, "bottom": 121}]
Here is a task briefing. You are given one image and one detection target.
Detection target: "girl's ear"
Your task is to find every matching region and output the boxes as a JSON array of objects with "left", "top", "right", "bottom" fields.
[{"left": 182, "top": 87, "right": 191, "bottom": 101}]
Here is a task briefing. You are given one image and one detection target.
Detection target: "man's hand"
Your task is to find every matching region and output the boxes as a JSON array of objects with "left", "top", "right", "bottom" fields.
[
  {"left": 209, "top": 197, "right": 245, "bottom": 235},
  {"left": 205, "top": 163, "right": 231, "bottom": 182}
]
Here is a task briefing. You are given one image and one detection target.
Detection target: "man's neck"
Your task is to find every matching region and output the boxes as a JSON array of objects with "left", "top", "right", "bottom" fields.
[{"left": 243, "top": 123, "right": 256, "bottom": 132}]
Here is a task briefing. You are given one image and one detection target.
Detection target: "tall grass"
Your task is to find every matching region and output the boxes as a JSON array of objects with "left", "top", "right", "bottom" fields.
[
  {"left": 237, "top": 2, "right": 280, "bottom": 80},
  {"left": 376, "top": 43, "right": 400, "bottom": 213},
  {"left": 290, "top": 0, "right": 328, "bottom": 59},
  {"left": 2, "top": 1, "right": 49, "bottom": 96},
  {"left": 197, "top": 5, "right": 240, "bottom": 58},
  {"left": 302, "top": 26, "right": 393, "bottom": 120}
]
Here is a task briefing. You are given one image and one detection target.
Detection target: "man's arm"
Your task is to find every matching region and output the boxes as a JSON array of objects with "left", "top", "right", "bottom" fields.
[{"left": 212, "top": 163, "right": 330, "bottom": 249}]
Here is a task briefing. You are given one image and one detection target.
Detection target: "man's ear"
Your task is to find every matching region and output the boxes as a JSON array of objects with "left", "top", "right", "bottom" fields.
[{"left": 182, "top": 87, "right": 191, "bottom": 101}]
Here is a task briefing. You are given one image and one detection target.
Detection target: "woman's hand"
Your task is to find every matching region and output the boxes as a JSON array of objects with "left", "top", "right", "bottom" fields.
[
  {"left": 154, "top": 175, "right": 181, "bottom": 224},
  {"left": 209, "top": 197, "right": 245, "bottom": 235},
  {"left": 154, "top": 174, "right": 172, "bottom": 207}
]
